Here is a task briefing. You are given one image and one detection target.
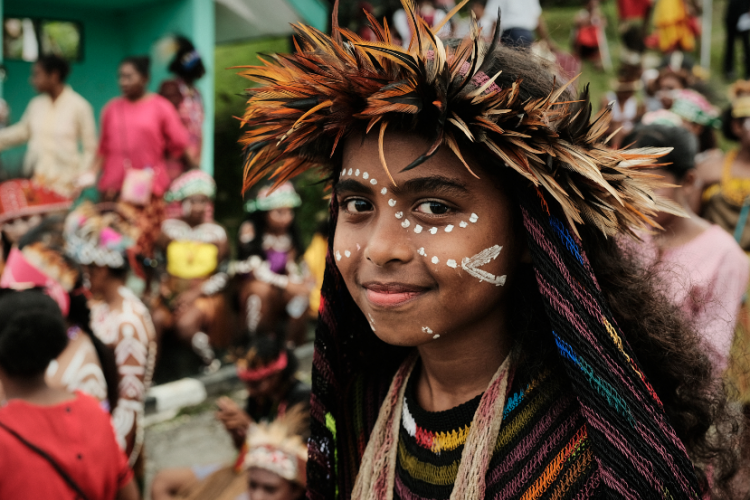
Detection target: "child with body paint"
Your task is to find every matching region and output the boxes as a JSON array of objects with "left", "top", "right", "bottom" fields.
[{"left": 234, "top": 2, "right": 740, "bottom": 498}]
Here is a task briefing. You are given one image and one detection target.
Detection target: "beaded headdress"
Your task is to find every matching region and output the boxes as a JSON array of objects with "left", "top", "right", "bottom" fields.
[
  {"left": 64, "top": 203, "right": 137, "bottom": 269},
  {"left": 244, "top": 182, "right": 302, "bottom": 214},
  {"left": 237, "top": 1, "right": 701, "bottom": 498},
  {"left": 0, "top": 180, "right": 71, "bottom": 225},
  {"left": 670, "top": 89, "right": 720, "bottom": 128},
  {"left": 164, "top": 170, "right": 216, "bottom": 202},
  {"left": 243, "top": 406, "right": 308, "bottom": 487}
]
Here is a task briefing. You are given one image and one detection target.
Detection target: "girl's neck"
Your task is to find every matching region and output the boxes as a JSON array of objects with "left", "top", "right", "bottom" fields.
[
  {"left": 126, "top": 91, "right": 148, "bottom": 103},
  {"left": 415, "top": 312, "right": 511, "bottom": 412},
  {"left": 1, "top": 374, "right": 74, "bottom": 406}
]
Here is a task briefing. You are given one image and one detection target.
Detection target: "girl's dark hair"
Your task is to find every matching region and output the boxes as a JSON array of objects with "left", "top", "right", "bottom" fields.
[
  {"left": 18, "top": 217, "right": 120, "bottom": 410},
  {"left": 237, "top": 209, "right": 305, "bottom": 262},
  {"left": 0, "top": 289, "right": 67, "bottom": 377},
  {"left": 37, "top": 54, "right": 70, "bottom": 82},
  {"left": 168, "top": 35, "right": 205, "bottom": 82},
  {"left": 121, "top": 55, "right": 150, "bottom": 79},
  {"left": 623, "top": 124, "right": 697, "bottom": 180}
]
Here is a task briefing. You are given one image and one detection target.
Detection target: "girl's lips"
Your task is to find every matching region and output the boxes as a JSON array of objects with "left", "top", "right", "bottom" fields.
[{"left": 362, "top": 282, "right": 428, "bottom": 308}]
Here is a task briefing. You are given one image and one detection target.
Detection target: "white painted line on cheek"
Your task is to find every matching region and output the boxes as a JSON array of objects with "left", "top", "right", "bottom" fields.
[
  {"left": 335, "top": 251, "right": 342, "bottom": 261},
  {"left": 371, "top": 178, "right": 378, "bottom": 185},
  {"left": 447, "top": 259, "right": 457, "bottom": 268},
  {"left": 445, "top": 225, "right": 454, "bottom": 232},
  {"left": 395, "top": 211, "right": 403, "bottom": 219},
  {"left": 417, "top": 247, "right": 426, "bottom": 256},
  {"left": 381, "top": 187, "right": 387, "bottom": 195},
  {"left": 469, "top": 213, "right": 479, "bottom": 223},
  {"left": 345, "top": 250, "right": 351, "bottom": 258},
  {"left": 429, "top": 227, "right": 438, "bottom": 235},
  {"left": 414, "top": 225, "right": 423, "bottom": 233},
  {"left": 388, "top": 199, "right": 397, "bottom": 207},
  {"left": 422, "top": 326, "right": 433, "bottom": 334},
  {"left": 431, "top": 256, "right": 439, "bottom": 264},
  {"left": 461, "top": 245, "right": 507, "bottom": 286},
  {"left": 363, "top": 172, "right": 369, "bottom": 179},
  {"left": 355, "top": 169, "right": 360, "bottom": 176},
  {"left": 459, "top": 221, "right": 468, "bottom": 228},
  {"left": 401, "top": 219, "right": 411, "bottom": 228}
]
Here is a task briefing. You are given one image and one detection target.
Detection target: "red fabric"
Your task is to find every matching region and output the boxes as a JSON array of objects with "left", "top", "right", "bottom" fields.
[
  {"left": 617, "top": 0, "right": 651, "bottom": 20},
  {"left": 97, "top": 94, "right": 189, "bottom": 198},
  {"left": 0, "top": 392, "right": 132, "bottom": 499}
]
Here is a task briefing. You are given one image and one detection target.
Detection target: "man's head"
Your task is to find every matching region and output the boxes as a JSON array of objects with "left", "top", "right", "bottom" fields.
[{"left": 32, "top": 55, "right": 69, "bottom": 94}]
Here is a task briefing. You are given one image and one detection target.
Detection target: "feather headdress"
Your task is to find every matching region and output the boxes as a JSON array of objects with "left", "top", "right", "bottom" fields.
[{"left": 237, "top": 0, "right": 680, "bottom": 238}]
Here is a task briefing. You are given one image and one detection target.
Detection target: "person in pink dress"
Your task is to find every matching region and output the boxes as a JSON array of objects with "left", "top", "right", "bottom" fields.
[
  {"left": 94, "top": 55, "right": 190, "bottom": 261},
  {"left": 627, "top": 123, "right": 750, "bottom": 374}
]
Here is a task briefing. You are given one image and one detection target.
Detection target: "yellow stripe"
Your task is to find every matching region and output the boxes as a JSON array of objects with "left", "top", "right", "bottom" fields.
[
  {"left": 398, "top": 440, "right": 459, "bottom": 486},
  {"left": 496, "top": 380, "right": 557, "bottom": 452},
  {"left": 430, "top": 425, "right": 471, "bottom": 453}
]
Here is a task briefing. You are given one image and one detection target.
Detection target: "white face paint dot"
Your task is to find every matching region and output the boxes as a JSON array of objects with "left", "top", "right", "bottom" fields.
[
  {"left": 417, "top": 247, "right": 426, "bottom": 256},
  {"left": 344, "top": 250, "right": 351, "bottom": 258},
  {"left": 422, "top": 326, "right": 433, "bottom": 334},
  {"left": 381, "top": 187, "right": 387, "bottom": 195},
  {"left": 447, "top": 259, "right": 457, "bottom": 268},
  {"left": 431, "top": 256, "right": 439, "bottom": 264},
  {"left": 433, "top": 334, "right": 440, "bottom": 339},
  {"left": 459, "top": 221, "right": 468, "bottom": 228},
  {"left": 347, "top": 168, "right": 353, "bottom": 175},
  {"left": 445, "top": 225, "right": 454, "bottom": 232},
  {"left": 388, "top": 199, "right": 397, "bottom": 207},
  {"left": 414, "top": 225, "right": 423, "bottom": 234},
  {"left": 395, "top": 211, "right": 403, "bottom": 219},
  {"left": 401, "top": 219, "right": 410, "bottom": 228},
  {"left": 370, "top": 178, "right": 378, "bottom": 185},
  {"left": 355, "top": 169, "right": 360, "bottom": 176},
  {"left": 470, "top": 213, "right": 479, "bottom": 223},
  {"left": 356, "top": 244, "right": 361, "bottom": 251},
  {"left": 363, "top": 172, "right": 369, "bottom": 179},
  {"left": 335, "top": 251, "right": 342, "bottom": 261},
  {"left": 429, "top": 227, "right": 438, "bottom": 235}
]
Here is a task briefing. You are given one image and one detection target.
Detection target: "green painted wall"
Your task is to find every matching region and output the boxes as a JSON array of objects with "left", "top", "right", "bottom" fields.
[{"left": 1, "top": 0, "right": 214, "bottom": 175}]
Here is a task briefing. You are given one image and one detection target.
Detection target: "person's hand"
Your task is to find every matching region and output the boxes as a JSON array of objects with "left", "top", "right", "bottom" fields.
[
  {"left": 173, "top": 287, "right": 203, "bottom": 314},
  {"left": 216, "top": 396, "right": 252, "bottom": 441}
]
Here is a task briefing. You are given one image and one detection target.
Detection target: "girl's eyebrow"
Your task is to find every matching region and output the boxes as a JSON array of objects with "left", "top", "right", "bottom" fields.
[
  {"left": 336, "top": 179, "right": 373, "bottom": 195},
  {"left": 391, "top": 176, "right": 469, "bottom": 197}
]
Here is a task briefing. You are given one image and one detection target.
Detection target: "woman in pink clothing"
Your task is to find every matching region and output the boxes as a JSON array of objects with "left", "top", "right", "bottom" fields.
[
  {"left": 627, "top": 124, "right": 749, "bottom": 373},
  {"left": 94, "top": 56, "right": 190, "bottom": 260}
]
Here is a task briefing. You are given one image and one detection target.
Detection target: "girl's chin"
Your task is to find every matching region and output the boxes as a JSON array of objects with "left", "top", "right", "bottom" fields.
[{"left": 371, "top": 329, "right": 442, "bottom": 347}]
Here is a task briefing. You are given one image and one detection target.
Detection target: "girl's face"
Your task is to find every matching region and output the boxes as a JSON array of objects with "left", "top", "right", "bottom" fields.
[
  {"left": 265, "top": 208, "right": 294, "bottom": 235},
  {"left": 182, "top": 194, "right": 210, "bottom": 225},
  {"left": 335, "top": 132, "right": 524, "bottom": 347},
  {"left": 247, "top": 468, "right": 302, "bottom": 500}
]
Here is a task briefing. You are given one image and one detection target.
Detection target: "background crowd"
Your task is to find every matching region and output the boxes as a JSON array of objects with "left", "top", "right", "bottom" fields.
[{"left": 2, "top": 0, "right": 750, "bottom": 498}]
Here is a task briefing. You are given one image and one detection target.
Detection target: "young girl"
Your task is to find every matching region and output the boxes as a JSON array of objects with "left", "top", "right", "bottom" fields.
[{"left": 236, "top": 2, "right": 737, "bottom": 498}]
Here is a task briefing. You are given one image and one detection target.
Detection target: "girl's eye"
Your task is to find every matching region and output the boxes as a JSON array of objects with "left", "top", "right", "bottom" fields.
[
  {"left": 344, "top": 198, "right": 373, "bottom": 213},
  {"left": 416, "top": 201, "right": 450, "bottom": 215}
]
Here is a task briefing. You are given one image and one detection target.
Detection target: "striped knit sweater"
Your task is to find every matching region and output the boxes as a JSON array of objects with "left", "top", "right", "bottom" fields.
[{"left": 394, "top": 363, "right": 599, "bottom": 500}]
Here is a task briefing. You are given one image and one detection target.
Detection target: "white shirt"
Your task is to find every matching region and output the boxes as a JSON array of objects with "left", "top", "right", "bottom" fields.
[
  {"left": 484, "top": 0, "right": 542, "bottom": 32},
  {"left": 0, "top": 85, "right": 96, "bottom": 197}
]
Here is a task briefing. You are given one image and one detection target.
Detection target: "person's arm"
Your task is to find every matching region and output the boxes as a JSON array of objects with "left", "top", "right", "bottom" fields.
[
  {"left": 161, "top": 100, "right": 190, "bottom": 161},
  {"left": 116, "top": 479, "right": 141, "bottom": 500},
  {"left": 0, "top": 104, "right": 32, "bottom": 150},
  {"left": 536, "top": 15, "right": 558, "bottom": 51}
]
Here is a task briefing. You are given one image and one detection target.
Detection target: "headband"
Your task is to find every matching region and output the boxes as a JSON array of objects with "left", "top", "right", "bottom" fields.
[
  {"left": 244, "top": 183, "right": 301, "bottom": 214},
  {"left": 0, "top": 247, "right": 70, "bottom": 316},
  {"left": 237, "top": 351, "right": 288, "bottom": 382},
  {"left": 0, "top": 180, "right": 71, "bottom": 225},
  {"left": 164, "top": 170, "right": 216, "bottom": 202}
]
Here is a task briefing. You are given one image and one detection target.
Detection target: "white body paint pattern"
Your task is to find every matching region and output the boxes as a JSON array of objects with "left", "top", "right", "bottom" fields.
[
  {"left": 388, "top": 199, "right": 397, "bottom": 207},
  {"left": 381, "top": 188, "right": 387, "bottom": 195},
  {"left": 461, "top": 245, "right": 507, "bottom": 286},
  {"left": 357, "top": 244, "right": 361, "bottom": 251},
  {"left": 345, "top": 250, "right": 351, "bottom": 258},
  {"left": 370, "top": 179, "right": 378, "bottom": 185},
  {"left": 431, "top": 256, "right": 439, "bottom": 264},
  {"left": 445, "top": 225, "right": 454, "bottom": 232},
  {"left": 429, "top": 227, "right": 438, "bottom": 234},
  {"left": 414, "top": 225, "right": 423, "bottom": 234},
  {"left": 422, "top": 326, "right": 433, "bottom": 334},
  {"left": 335, "top": 251, "right": 342, "bottom": 261},
  {"left": 90, "top": 286, "right": 156, "bottom": 467},
  {"left": 368, "top": 313, "right": 376, "bottom": 332},
  {"left": 459, "top": 221, "right": 468, "bottom": 228},
  {"left": 395, "top": 211, "right": 403, "bottom": 219},
  {"left": 46, "top": 329, "right": 108, "bottom": 404},
  {"left": 470, "top": 213, "right": 479, "bottom": 223},
  {"left": 355, "top": 169, "right": 360, "bottom": 176},
  {"left": 433, "top": 334, "right": 440, "bottom": 339},
  {"left": 363, "top": 172, "right": 369, "bottom": 179},
  {"left": 246, "top": 294, "right": 262, "bottom": 334},
  {"left": 401, "top": 219, "right": 410, "bottom": 228},
  {"left": 418, "top": 247, "right": 426, "bottom": 256},
  {"left": 447, "top": 259, "right": 457, "bottom": 268},
  {"left": 348, "top": 168, "right": 353, "bottom": 175}
]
